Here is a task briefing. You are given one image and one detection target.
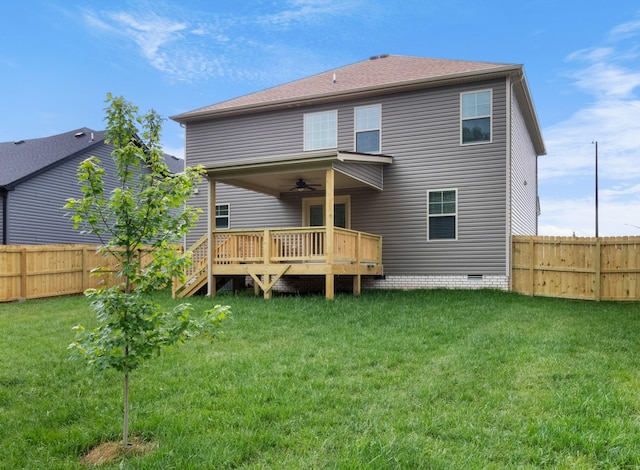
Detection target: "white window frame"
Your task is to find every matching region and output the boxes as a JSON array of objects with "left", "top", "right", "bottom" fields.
[
  {"left": 427, "top": 189, "right": 458, "bottom": 241},
  {"left": 215, "top": 203, "right": 230, "bottom": 230},
  {"left": 302, "top": 195, "right": 351, "bottom": 228},
  {"left": 304, "top": 110, "right": 337, "bottom": 151},
  {"left": 460, "top": 90, "right": 492, "bottom": 145},
  {"left": 354, "top": 104, "right": 381, "bottom": 153}
]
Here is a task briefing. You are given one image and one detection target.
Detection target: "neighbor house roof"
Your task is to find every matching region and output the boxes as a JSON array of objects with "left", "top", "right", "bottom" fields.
[
  {"left": 0, "top": 128, "right": 106, "bottom": 189},
  {"left": 0, "top": 128, "right": 184, "bottom": 190},
  {"left": 163, "top": 153, "right": 185, "bottom": 174},
  {"left": 171, "top": 54, "right": 545, "bottom": 156}
]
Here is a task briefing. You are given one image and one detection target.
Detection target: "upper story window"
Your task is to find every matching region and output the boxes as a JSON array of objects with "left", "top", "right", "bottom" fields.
[
  {"left": 461, "top": 90, "right": 491, "bottom": 144},
  {"left": 355, "top": 104, "right": 381, "bottom": 153},
  {"left": 215, "top": 203, "right": 230, "bottom": 229},
  {"left": 304, "top": 110, "right": 337, "bottom": 151},
  {"left": 427, "top": 189, "right": 457, "bottom": 240}
]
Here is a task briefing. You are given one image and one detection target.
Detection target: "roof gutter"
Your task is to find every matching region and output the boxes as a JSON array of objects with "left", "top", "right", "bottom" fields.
[
  {"left": 204, "top": 150, "right": 392, "bottom": 178},
  {"left": 512, "top": 72, "right": 546, "bottom": 156}
]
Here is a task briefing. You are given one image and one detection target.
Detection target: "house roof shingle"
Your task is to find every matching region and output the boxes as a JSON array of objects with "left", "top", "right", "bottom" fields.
[
  {"left": 0, "top": 127, "right": 106, "bottom": 189},
  {"left": 163, "top": 153, "right": 185, "bottom": 174},
  {"left": 0, "top": 128, "right": 185, "bottom": 189},
  {"left": 172, "top": 55, "right": 519, "bottom": 122}
]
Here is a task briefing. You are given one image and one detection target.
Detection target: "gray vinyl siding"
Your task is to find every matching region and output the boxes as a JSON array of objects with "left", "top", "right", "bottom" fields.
[
  {"left": 187, "top": 181, "right": 297, "bottom": 246},
  {"left": 333, "top": 162, "right": 384, "bottom": 190},
  {"left": 186, "top": 180, "right": 210, "bottom": 246},
  {"left": 510, "top": 95, "right": 539, "bottom": 235},
  {"left": 185, "top": 79, "right": 510, "bottom": 276},
  {"left": 6, "top": 144, "right": 117, "bottom": 245},
  {"left": 0, "top": 192, "right": 5, "bottom": 244},
  {"left": 352, "top": 80, "right": 508, "bottom": 275},
  {"left": 187, "top": 109, "right": 303, "bottom": 165}
]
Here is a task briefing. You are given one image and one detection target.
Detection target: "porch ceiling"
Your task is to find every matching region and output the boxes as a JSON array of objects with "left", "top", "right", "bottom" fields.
[{"left": 205, "top": 150, "right": 393, "bottom": 197}]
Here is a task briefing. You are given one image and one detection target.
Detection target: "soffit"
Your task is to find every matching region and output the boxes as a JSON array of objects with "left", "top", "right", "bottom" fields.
[{"left": 206, "top": 150, "right": 392, "bottom": 197}]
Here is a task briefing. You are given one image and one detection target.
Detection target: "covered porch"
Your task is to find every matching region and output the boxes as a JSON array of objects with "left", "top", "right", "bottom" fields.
[{"left": 174, "top": 150, "right": 392, "bottom": 299}]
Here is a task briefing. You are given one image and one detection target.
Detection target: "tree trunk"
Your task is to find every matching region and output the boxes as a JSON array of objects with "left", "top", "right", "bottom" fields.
[{"left": 123, "top": 372, "right": 129, "bottom": 448}]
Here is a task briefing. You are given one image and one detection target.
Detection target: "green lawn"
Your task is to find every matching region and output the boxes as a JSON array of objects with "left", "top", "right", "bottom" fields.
[{"left": 1, "top": 289, "right": 640, "bottom": 469}]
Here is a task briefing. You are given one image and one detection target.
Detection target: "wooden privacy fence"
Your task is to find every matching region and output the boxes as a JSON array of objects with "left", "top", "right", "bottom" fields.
[
  {"left": 0, "top": 244, "right": 151, "bottom": 303},
  {"left": 4, "top": 238, "right": 639, "bottom": 303},
  {"left": 512, "top": 235, "right": 640, "bottom": 301}
]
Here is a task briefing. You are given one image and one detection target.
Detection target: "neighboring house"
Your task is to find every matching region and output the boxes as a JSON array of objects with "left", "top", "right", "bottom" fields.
[
  {"left": 0, "top": 127, "right": 184, "bottom": 245},
  {"left": 171, "top": 54, "right": 545, "bottom": 298}
]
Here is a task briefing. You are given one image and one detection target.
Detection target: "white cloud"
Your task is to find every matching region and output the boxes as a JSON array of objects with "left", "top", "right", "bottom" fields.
[
  {"left": 83, "top": 8, "right": 229, "bottom": 82},
  {"left": 540, "top": 192, "right": 640, "bottom": 237},
  {"left": 603, "top": 182, "right": 640, "bottom": 198},
  {"left": 80, "top": 1, "right": 358, "bottom": 84},
  {"left": 541, "top": 98, "right": 640, "bottom": 182},
  {"left": 570, "top": 61, "right": 640, "bottom": 98},
  {"left": 107, "top": 12, "right": 187, "bottom": 67},
  {"left": 567, "top": 47, "right": 615, "bottom": 62},
  {"left": 609, "top": 17, "right": 640, "bottom": 40},
  {"left": 257, "top": 0, "right": 357, "bottom": 29},
  {"left": 539, "top": 14, "right": 640, "bottom": 236}
]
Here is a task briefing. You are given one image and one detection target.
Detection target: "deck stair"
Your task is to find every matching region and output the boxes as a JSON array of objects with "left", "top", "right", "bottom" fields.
[{"left": 173, "top": 234, "right": 208, "bottom": 298}]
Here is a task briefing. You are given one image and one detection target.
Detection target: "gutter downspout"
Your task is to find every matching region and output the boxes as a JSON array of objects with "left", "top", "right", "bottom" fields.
[
  {"left": 505, "top": 75, "right": 514, "bottom": 289},
  {"left": 506, "top": 71, "right": 526, "bottom": 290}
]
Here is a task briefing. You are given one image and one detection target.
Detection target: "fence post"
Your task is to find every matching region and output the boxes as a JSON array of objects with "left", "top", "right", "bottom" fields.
[
  {"left": 82, "top": 247, "right": 87, "bottom": 292},
  {"left": 595, "top": 238, "right": 601, "bottom": 301},
  {"left": 20, "top": 247, "right": 27, "bottom": 299},
  {"left": 529, "top": 237, "right": 535, "bottom": 296}
]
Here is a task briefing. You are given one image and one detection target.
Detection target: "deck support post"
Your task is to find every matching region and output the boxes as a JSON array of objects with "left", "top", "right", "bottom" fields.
[
  {"left": 325, "top": 169, "right": 335, "bottom": 300},
  {"left": 353, "top": 231, "right": 361, "bottom": 295},
  {"left": 353, "top": 274, "right": 361, "bottom": 295}
]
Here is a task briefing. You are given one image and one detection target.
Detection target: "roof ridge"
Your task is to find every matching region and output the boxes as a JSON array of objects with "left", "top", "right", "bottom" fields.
[{"left": 0, "top": 127, "right": 104, "bottom": 145}]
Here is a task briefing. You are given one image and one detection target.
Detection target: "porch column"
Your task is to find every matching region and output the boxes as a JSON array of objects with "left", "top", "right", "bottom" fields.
[
  {"left": 208, "top": 177, "right": 216, "bottom": 297},
  {"left": 325, "top": 168, "right": 335, "bottom": 300}
]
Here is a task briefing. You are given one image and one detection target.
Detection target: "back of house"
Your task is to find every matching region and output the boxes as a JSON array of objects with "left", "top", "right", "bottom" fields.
[{"left": 173, "top": 54, "right": 545, "bottom": 293}]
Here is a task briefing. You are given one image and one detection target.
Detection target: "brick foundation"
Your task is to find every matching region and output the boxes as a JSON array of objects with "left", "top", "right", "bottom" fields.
[
  {"left": 242, "top": 274, "right": 509, "bottom": 295},
  {"left": 363, "top": 274, "right": 509, "bottom": 291}
]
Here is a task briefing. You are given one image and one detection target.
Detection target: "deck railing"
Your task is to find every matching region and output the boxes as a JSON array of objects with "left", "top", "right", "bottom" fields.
[
  {"left": 173, "top": 227, "right": 382, "bottom": 298},
  {"left": 212, "top": 227, "right": 382, "bottom": 265},
  {"left": 172, "top": 234, "right": 208, "bottom": 298}
]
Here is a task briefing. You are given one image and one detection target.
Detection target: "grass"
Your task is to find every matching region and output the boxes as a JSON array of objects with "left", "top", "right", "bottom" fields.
[{"left": 1, "top": 289, "right": 640, "bottom": 468}]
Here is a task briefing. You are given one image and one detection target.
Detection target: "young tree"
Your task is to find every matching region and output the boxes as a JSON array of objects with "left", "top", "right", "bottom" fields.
[{"left": 66, "top": 94, "right": 229, "bottom": 448}]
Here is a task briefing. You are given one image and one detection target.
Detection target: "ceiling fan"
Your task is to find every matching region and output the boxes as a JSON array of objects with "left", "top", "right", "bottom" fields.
[{"left": 290, "top": 178, "right": 321, "bottom": 191}]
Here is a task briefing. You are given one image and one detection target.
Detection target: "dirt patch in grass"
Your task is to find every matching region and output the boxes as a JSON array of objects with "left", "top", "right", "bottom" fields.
[{"left": 81, "top": 438, "right": 158, "bottom": 466}]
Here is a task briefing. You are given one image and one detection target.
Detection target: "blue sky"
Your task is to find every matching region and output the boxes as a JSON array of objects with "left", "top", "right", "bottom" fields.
[{"left": 1, "top": 1, "right": 639, "bottom": 236}]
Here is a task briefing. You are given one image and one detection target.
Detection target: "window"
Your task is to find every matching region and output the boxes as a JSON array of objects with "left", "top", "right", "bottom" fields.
[
  {"left": 428, "top": 190, "right": 457, "bottom": 240},
  {"left": 461, "top": 90, "right": 491, "bottom": 144},
  {"left": 355, "top": 105, "right": 381, "bottom": 153},
  {"left": 215, "top": 203, "right": 229, "bottom": 229},
  {"left": 304, "top": 110, "right": 337, "bottom": 150}
]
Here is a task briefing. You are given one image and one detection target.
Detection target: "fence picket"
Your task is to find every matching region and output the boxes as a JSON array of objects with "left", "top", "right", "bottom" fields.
[
  {"left": 512, "top": 236, "right": 640, "bottom": 301},
  {"left": 0, "top": 244, "right": 139, "bottom": 302}
]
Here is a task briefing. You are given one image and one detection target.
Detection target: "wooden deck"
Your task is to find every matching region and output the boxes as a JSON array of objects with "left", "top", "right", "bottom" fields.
[{"left": 173, "top": 227, "right": 383, "bottom": 299}]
